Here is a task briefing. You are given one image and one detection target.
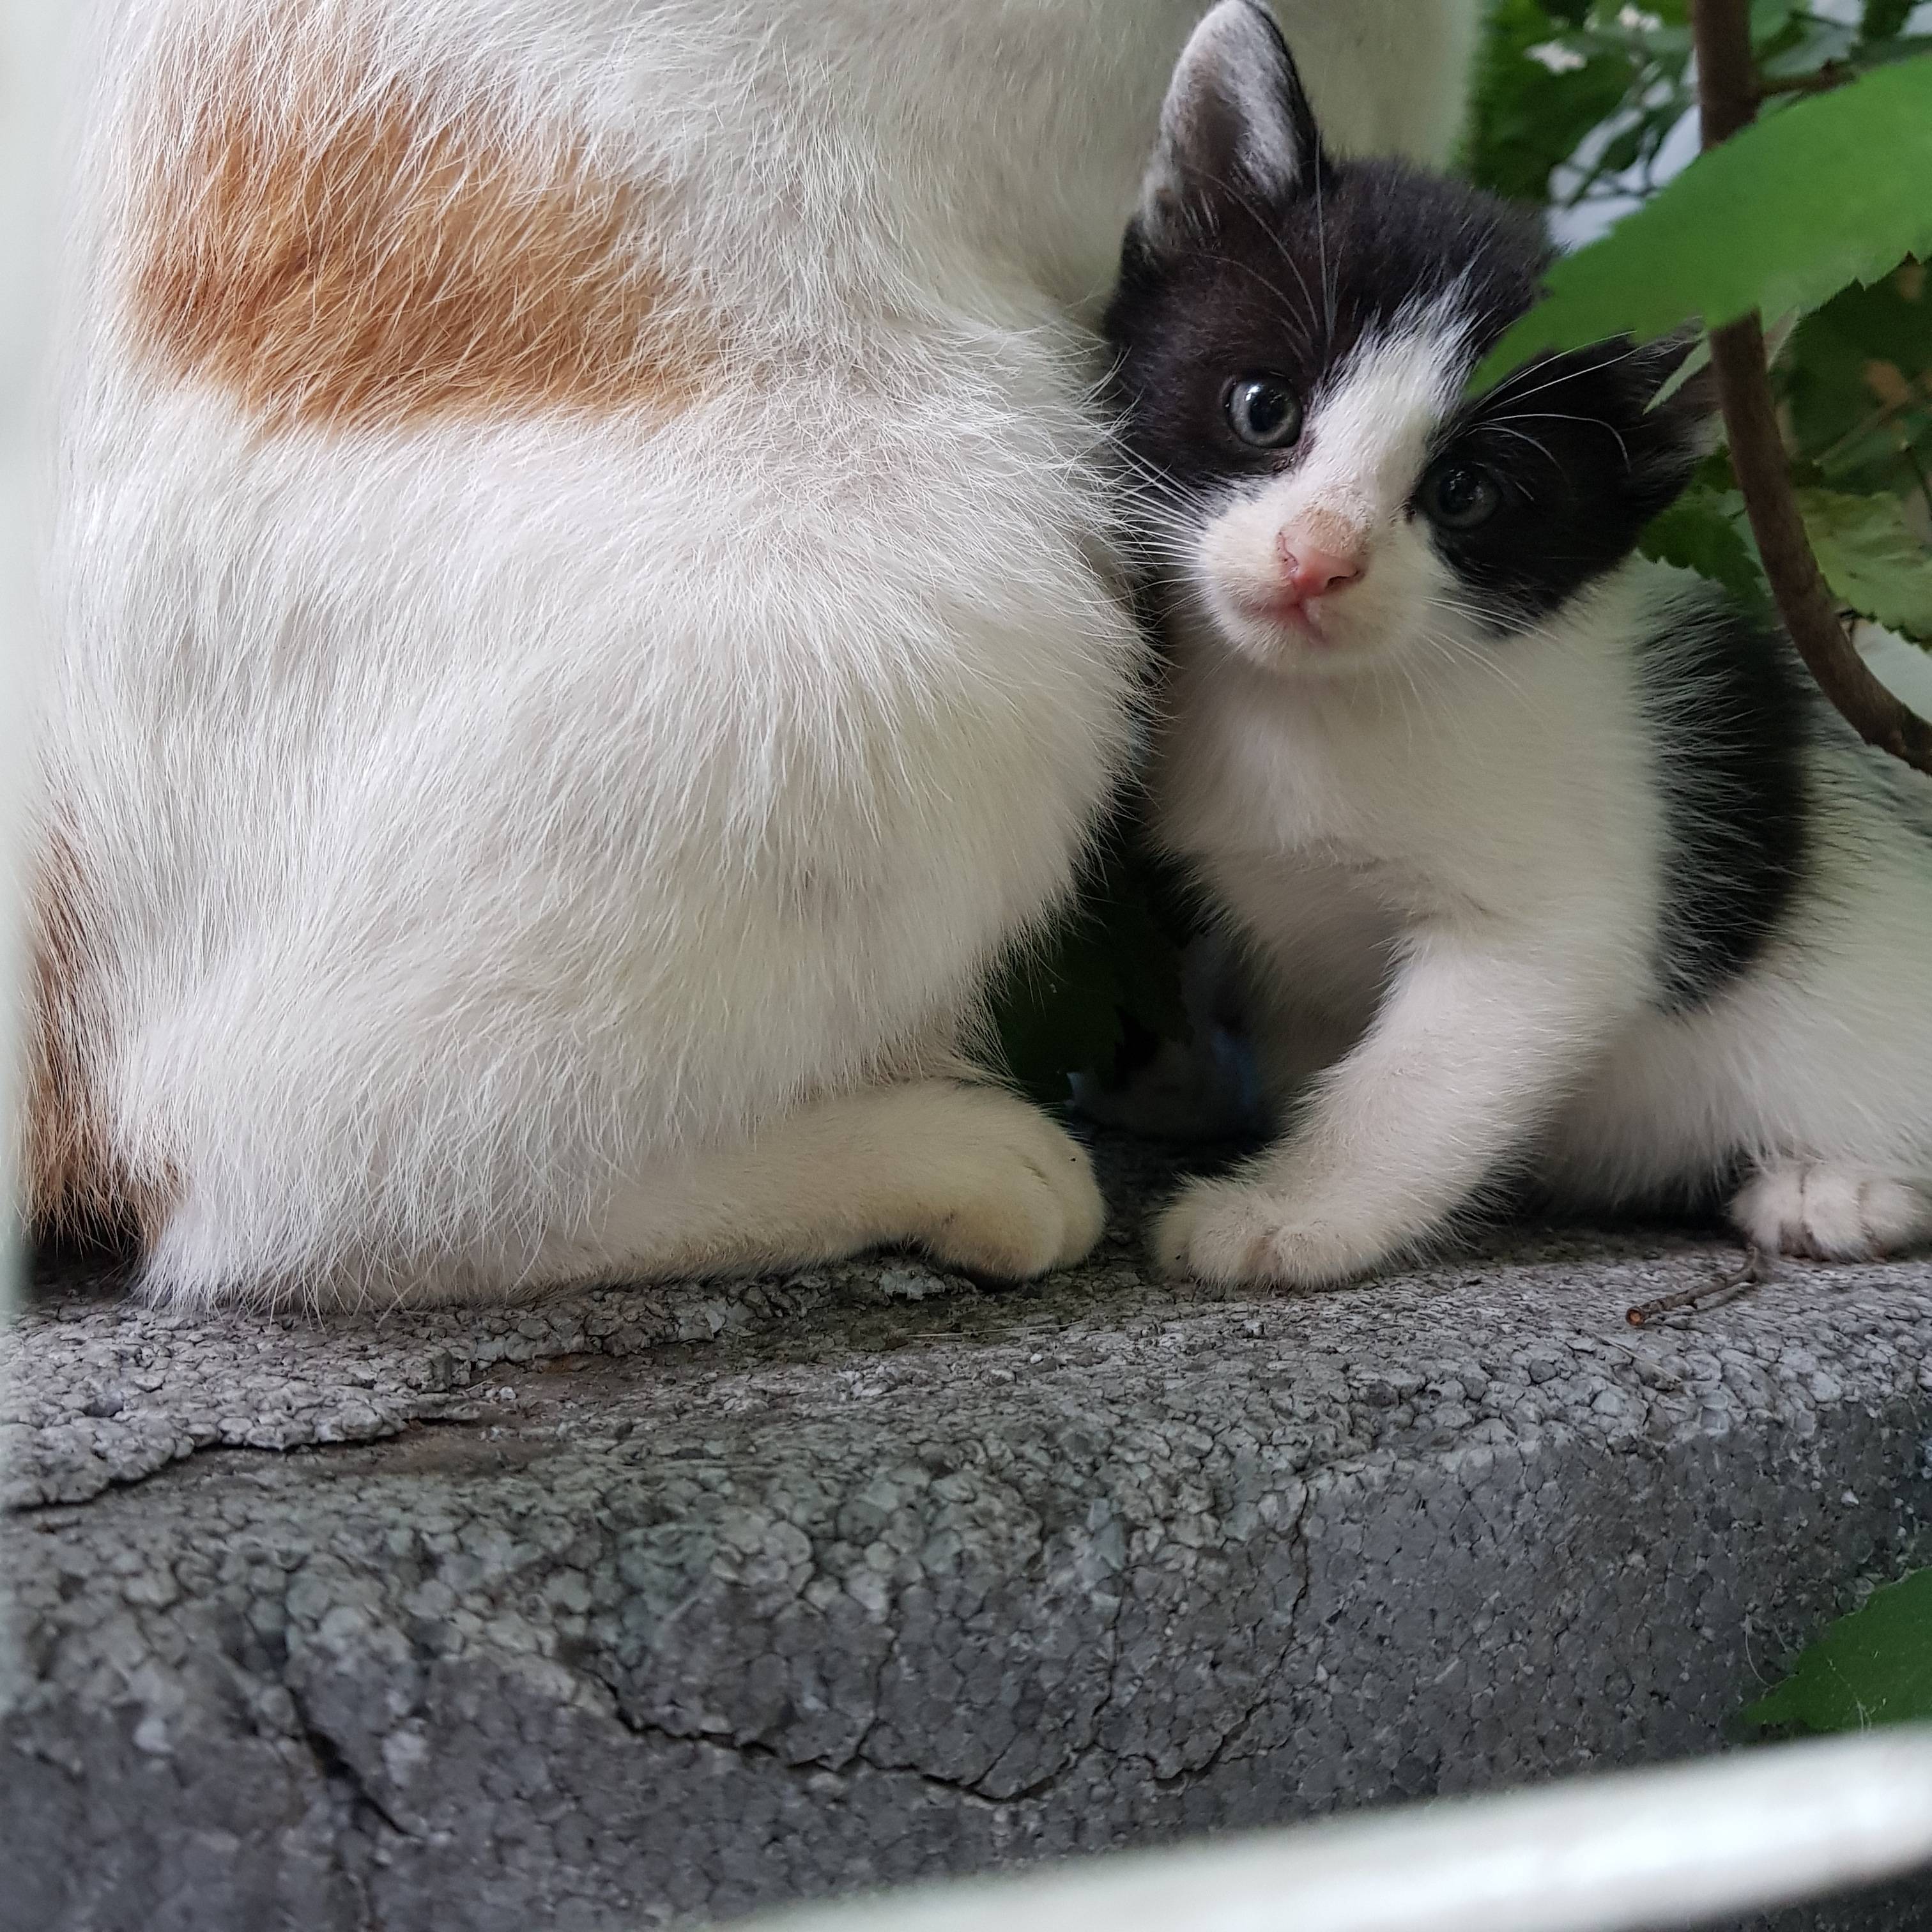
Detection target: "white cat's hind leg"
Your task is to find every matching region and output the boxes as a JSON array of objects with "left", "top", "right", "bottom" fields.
[
  {"left": 530, "top": 1080, "right": 1105, "bottom": 1293},
  {"left": 1729, "top": 1162, "right": 1932, "bottom": 1261}
]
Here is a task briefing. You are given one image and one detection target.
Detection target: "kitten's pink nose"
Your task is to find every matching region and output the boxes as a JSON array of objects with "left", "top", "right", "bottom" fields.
[{"left": 1275, "top": 532, "right": 1364, "bottom": 601}]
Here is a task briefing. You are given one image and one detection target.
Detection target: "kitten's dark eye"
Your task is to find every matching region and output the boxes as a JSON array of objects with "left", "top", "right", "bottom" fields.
[
  {"left": 1419, "top": 462, "right": 1503, "bottom": 532},
  {"left": 1224, "top": 375, "right": 1303, "bottom": 450}
]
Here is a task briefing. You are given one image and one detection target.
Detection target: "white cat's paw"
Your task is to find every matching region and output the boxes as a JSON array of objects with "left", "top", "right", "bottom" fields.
[
  {"left": 1729, "top": 1162, "right": 1932, "bottom": 1261},
  {"left": 911, "top": 1089, "right": 1105, "bottom": 1280},
  {"left": 1153, "top": 1177, "right": 1386, "bottom": 1289}
]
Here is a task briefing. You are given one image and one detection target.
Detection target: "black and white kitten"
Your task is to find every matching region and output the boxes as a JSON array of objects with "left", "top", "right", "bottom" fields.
[{"left": 1106, "top": 0, "right": 1932, "bottom": 1288}]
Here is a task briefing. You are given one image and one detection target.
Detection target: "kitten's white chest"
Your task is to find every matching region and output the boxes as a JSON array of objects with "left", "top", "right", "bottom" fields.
[
  {"left": 1154, "top": 622, "right": 1658, "bottom": 944},
  {"left": 1158, "top": 650, "right": 1447, "bottom": 873}
]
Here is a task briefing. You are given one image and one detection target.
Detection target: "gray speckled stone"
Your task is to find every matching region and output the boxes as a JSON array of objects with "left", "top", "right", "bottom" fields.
[{"left": 6, "top": 1137, "right": 1932, "bottom": 1932}]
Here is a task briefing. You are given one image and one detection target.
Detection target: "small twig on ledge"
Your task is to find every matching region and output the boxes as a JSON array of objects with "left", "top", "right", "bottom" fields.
[
  {"left": 1626, "top": 1243, "right": 1775, "bottom": 1326},
  {"left": 1692, "top": 0, "right": 1932, "bottom": 778}
]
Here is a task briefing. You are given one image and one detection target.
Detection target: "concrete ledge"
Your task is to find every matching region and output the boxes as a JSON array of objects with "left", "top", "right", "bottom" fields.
[{"left": 6, "top": 1137, "right": 1932, "bottom": 1931}]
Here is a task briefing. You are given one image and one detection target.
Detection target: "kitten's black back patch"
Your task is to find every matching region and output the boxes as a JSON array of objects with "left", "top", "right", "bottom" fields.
[{"left": 1639, "top": 595, "right": 1811, "bottom": 1009}]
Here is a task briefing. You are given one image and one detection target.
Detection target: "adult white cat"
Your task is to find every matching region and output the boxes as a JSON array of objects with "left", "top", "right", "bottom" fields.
[{"left": 27, "top": 0, "right": 1477, "bottom": 1307}]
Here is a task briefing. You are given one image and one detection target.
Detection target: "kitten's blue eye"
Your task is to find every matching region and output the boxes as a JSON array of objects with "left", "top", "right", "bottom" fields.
[
  {"left": 1419, "top": 461, "right": 1502, "bottom": 532},
  {"left": 1225, "top": 375, "right": 1303, "bottom": 450}
]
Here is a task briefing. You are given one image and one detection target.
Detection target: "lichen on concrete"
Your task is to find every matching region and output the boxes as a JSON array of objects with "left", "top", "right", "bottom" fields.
[{"left": 5, "top": 1137, "right": 1932, "bottom": 1931}]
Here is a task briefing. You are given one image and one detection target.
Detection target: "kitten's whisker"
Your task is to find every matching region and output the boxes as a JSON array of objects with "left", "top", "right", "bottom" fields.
[
  {"left": 1121, "top": 513, "right": 1208, "bottom": 560},
  {"left": 1188, "top": 165, "right": 1327, "bottom": 335},
  {"left": 1314, "top": 157, "right": 1336, "bottom": 350},
  {"left": 1487, "top": 408, "right": 1633, "bottom": 470},
  {"left": 1473, "top": 339, "right": 1651, "bottom": 415},
  {"left": 1477, "top": 422, "right": 1560, "bottom": 479},
  {"left": 1196, "top": 250, "right": 1319, "bottom": 335},
  {"left": 1416, "top": 608, "right": 1530, "bottom": 700}
]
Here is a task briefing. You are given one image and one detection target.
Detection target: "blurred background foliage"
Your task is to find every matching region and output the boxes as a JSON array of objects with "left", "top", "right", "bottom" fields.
[
  {"left": 1469, "top": 1, "right": 1932, "bottom": 641},
  {"left": 992, "top": 0, "right": 1932, "bottom": 1103}
]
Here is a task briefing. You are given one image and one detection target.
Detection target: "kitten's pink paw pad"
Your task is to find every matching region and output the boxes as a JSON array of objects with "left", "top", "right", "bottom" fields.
[
  {"left": 1154, "top": 1178, "right": 1381, "bottom": 1288},
  {"left": 1729, "top": 1163, "right": 1932, "bottom": 1261}
]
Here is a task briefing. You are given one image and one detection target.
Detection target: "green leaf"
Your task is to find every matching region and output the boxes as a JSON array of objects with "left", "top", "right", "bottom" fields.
[
  {"left": 1742, "top": 1567, "right": 1932, "bottom": 1735},
  {"left": 1594, "top": 118, "right": 1648, "bottom": 175},
  {"left": 1473, "top": 56, "right": 1932, "bottom": 389},
  {"left": 1637, "top": 480, "right": 1932, "bottom": 638},
  {"left": 1859, "top": 32, "right": 1932, "bottom": 70},
  {"left": 1862, "top": 0, "right": 1915, "bottom": 41},
  {"left": 1639, "top": 485, "right": 1768, "bottom": 607},
  {"left": 1795, "top": 487, "right": 1932, "bottom": 638},
  {"left": 1782, "top": 261, "right": 1932, "bottom": 494},
  {"left": 1759, "top": 17, "right": 1856, "bottom": 79},
  {"left": 1805, "top": 261, "right": 1928, "bottom": 372}
]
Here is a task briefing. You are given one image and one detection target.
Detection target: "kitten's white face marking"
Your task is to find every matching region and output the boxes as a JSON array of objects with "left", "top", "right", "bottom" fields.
[{"left": 1190, "top": 306, "right": 1478, "bottom": 678}]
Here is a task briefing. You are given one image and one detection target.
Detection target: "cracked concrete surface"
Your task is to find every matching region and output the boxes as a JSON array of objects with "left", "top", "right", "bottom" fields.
[{"left": 6, "top": 1137, "right": 1932, "bottom": 1931}]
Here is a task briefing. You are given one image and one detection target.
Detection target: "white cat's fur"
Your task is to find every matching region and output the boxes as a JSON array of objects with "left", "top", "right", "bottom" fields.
[
  {"left": 1133, "top": 4, "right": 1932, "bottom": 1287},
  {"left": 29, "top": 0, "right": 1481, "bottom": 1307}
]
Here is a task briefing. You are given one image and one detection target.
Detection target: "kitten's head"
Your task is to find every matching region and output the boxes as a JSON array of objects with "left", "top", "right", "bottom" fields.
[{"left": 1104, "top": 0, "right": 1712, "bottom": 679}]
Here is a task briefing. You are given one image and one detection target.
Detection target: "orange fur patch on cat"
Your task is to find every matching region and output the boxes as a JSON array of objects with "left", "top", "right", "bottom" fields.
[
  {"left": 128, "top": 30, "right": 704, "bottom": 432},
  {"left": 23, "top": 824, "right": 173, "bottom": 1248}
]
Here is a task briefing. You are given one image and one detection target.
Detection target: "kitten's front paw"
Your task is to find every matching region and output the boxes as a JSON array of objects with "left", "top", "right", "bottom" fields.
[
  {"left": 911, "top": 1089, "right": 1106, "bottom": 1280},
  {"left": 1729, "top": 1162, "right": 1932, "bottom": 1261},
  {"left": 1154, "top": 1177, "right": 1386, "bottom": 1289}
]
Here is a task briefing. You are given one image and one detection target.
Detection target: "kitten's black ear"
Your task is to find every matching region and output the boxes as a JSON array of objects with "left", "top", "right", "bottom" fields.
[{"left": 1137, "top": 1, "right": 1329, "bottom": 250}]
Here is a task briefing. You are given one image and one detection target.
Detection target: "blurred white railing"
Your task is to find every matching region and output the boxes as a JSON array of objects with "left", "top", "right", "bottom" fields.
[{"left": 738, "top": 1729, "right": 1932, "bottom": 1932}]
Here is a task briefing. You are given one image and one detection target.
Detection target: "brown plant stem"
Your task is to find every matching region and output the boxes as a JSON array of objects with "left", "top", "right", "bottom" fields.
[
  {"left": 1692, "top": 0, "right": 1932, "bottom": 775},
  {"left": 1754, "top": 61, "right": 1855, "bottom": 99}
]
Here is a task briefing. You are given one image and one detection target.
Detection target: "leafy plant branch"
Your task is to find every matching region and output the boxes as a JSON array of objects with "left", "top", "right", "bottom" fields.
[
  {"left": 1475, "top": 16, "right": 1932, "bottom": 773},
  {"left": 1694, "top": 0, "right": 1932, "bottom": 774}
]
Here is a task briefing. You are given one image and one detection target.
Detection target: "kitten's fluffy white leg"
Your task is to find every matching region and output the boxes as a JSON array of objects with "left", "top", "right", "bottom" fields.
[
  {"left": 1157, "top": 935, "right": 1620, "bottom": 1287},
  {"left": 530, "top": 1080, "right": 1104, "bottom": 1294},
  {"left": 1729, "top": 1162, "right": 1932, "bottom": 1262}
]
